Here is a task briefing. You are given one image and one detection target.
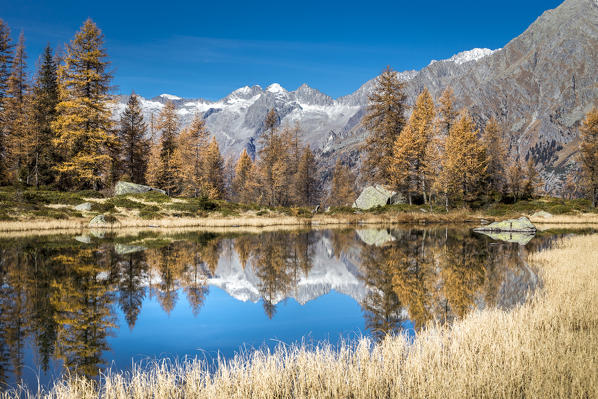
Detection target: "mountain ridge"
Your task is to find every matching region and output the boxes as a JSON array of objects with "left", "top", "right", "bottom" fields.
[{"left": 115, "top": 0, "right": 598, "bottom": 193}]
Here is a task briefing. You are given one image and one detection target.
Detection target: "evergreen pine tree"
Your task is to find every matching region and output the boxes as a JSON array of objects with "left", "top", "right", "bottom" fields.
[
  {"left": 258, "top": 108, "right": 280, "bottom": 205},
  {"left": 482, "top": 117, "right": 507, "bottom": 196},
  {"left": 30, "top": 45, "right": 60, "bottom": 187},
  {"left": 52, "top": 19, "right": 114, "bottom": 190},
  {"left": 119, "top": 93, "right": 149, "bottom": 184},
  {"left": 361, "top": 66, "right": 408, "bottom": 184},
  {"left": 0, "top": 19, "right": 13, "bottom": 183},
  {"left": 440, "top": 111, "right": 488, "bottom": 205},
  {"left": 294, "top": 145, "right": 318, "bottom": 206},
  {"left": 155, "top": 101, "right": 180, "bottom": 195},
  {"left": 579, "top": 107, "right": 598, "bottom": 207},
  {"left": 3, "top": 32, "right": 31, "bottom": 184}
]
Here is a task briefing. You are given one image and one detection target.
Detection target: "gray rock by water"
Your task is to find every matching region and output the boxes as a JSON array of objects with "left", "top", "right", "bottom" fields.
[
  {"left": 89, "top": 214, "right": 110, "bottom": 227},
  {"left": 473, "top": 217, "right": 537, "bottom": 233},
  {"left": 475, "top": 231, "right": 536, "bottom": 245},
  {"left": 356, "top": 229, "right": 396, "bottom": 247},
  {"left": 531, "top": 210, "right": 553, "bottom": 219},
  {"left": 74, "top": 202, "right": 92, "bottom": 211},
  {"left": 114, "top": 181, "right": 166, "bottom": 196},
  {"left": 352, "top": 185, "right": 405, "bottom": 210}
]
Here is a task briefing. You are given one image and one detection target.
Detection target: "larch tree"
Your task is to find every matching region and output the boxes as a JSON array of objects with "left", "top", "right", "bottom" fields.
[
  {"left": 390, "top": 88, "right": 436, "bottom": 204},
  {"left": 202, "top": 137, "right": 225, "bottom": 199},
  {"left": 507, "top": 159, "right": 524, "bottom": 201},
  {"left": 523, "top": 157, "right": 542, "bottom": 199},
  {"left": 52, "top": 19, "right": 115, "bottom": 190},
  {"left": 361, "top": 66, "right": 408, "bottom": 185},
  {"left": 482, "top": 117, "right": 507, "bottom": 196},
  {"left": 233, "top": 148, "right": 257, "bottom": 203},
  {"left": 258, "top": 108, "right": 281, "bottom": 205},
  {"left": 294, "top": 145, "right": 318, "bottom": 206},
  {"left": 155, "top": 101, "right": 180, "bottom": 195},
  {"left": 176, "top": 113, "right": 210, "bottom": 197},
  {"left": 3, "top": 32, "right": 31, "bottom": 185},
  {"left": 0, "top": 19, "right": 13, "bottom": 184},
  {"left": 29, "top": 45, "right": 60, "bottom": 188},
  {"left": 118, "top": 93, "right": 149, "bottom": 184},
  {"left": 328, "top": 158, "right": 357, "bottom": 207},
  {"left": 437, "top": 87, "right": 458, "bottom": 137},
  {"left": 440, "top": 111, "right": 488, "bottom": 206},
  {"left": 579, "top": 107, "right": 598, "bottom": 207}
]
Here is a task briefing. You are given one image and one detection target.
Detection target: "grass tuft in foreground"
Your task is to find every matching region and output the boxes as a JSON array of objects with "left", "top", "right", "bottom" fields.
[{"left": 5, "top": 235, "right": 597, "bottom": 398}]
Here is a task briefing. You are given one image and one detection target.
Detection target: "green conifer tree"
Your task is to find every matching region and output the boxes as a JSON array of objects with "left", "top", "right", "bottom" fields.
[{"left": 119, "top": 93, "right": 149, "bottom": 184}]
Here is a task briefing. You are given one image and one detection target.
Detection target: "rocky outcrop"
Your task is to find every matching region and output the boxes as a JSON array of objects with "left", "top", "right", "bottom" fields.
[
  {"left": 114, "top": 181, "right": 166, "bottom": 196},
  {"left": 474, "top": 217, "right": 537, "bottom": 233},
  {"left": 352, "top": 185, "right": 404, "bottom": 210}
]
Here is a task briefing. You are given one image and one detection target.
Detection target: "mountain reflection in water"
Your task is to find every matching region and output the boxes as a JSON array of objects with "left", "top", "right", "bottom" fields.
[{"left": 0, "top": 227, "right": 545, "bottom": 390}]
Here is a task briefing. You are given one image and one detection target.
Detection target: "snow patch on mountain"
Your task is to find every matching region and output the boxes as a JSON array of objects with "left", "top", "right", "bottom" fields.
[
  {"left": 266, "top": 83, "right": 286, "bottom": 93},
  {"left": 159, "top": 93, "right": 181, "bottom": 100},
  {"left": 430, "top": 48, "right": 498, "bottom": 66}
]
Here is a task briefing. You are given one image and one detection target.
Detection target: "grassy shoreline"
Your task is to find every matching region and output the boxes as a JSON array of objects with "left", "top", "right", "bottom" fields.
[{"left": 4, "top": 233, "right": 596, "bottom": 398}]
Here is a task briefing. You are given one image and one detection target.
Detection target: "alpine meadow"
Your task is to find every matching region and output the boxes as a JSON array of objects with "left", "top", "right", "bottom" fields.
[{"left": 0, "top": 0, "right": 597, "bottom": 398}]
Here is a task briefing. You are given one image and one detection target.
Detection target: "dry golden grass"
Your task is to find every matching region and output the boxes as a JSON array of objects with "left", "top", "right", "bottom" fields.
[
  {"left": 0, "top": 209, "right": 486, "bottom": 234},
  {"left": 4, "top": 234, "right": 597, "bottom": 398},
  {"left": 530, "top": 213, "right": 598, "bottom": 225}
]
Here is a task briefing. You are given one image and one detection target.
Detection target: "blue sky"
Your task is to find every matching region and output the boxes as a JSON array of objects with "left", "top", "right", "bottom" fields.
[{"left": 2, "top": 0, "right": 563, "bottom": 100}]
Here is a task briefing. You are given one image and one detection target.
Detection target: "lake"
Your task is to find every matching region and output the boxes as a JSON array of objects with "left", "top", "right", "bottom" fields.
[{"left": 0, "top": 226, "right": 562, "bottom": 391}]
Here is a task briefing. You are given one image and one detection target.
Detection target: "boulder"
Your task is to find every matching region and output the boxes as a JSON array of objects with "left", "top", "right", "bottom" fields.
[
  {"left": 89, "top": 214, "right": 116, "bottom": 227},
  {"left": 473, "top": 217, "right": 537, "bottom": 233},
  {"left": 531, "top": 210, "right": 553, "bottom": 219},
  {"left": 114, "top": 181, "right": 166, "bottom": 196},
  {"left": 352, "top": 185, "right": 405, "bottom": 210},
  {"left": 74, "top": 235, "right": 91, "bottom": 244},
  {"left": 74, "top": 202, "right": 92, "bottom": 211}
]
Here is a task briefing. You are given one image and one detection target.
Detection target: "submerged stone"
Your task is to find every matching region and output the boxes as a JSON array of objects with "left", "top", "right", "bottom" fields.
[{"left": 352, "top": 185, "right": 405, "bottom": 210}]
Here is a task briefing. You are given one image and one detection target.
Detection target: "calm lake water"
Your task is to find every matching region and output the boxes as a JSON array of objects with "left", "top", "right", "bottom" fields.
[{"left": 0, "top": 226, "right": 569, "bottom": 391}]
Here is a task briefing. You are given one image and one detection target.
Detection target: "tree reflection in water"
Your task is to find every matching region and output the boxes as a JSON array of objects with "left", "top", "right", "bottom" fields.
[{"left": 0, "top": 227, "right": 546, "bottom": 386}]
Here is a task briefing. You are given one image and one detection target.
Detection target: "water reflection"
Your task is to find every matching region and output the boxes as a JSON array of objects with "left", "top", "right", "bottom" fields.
[{"left": 0, "top": 227, "right": 550, "bottom": 389}]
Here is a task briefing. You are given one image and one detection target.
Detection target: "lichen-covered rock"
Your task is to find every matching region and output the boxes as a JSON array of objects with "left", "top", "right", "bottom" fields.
[
  {"left": 74, "top": 202, "right": 92, "bottom": 211},
  {"left": 352, "top": 185, "right": 404, "bottom": 210},
  {"left": 473, "top": 217, "right": 537, "bottom": 233},
  {"left": 114, "top": 181, "right": 166, "bottom": 196}
]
